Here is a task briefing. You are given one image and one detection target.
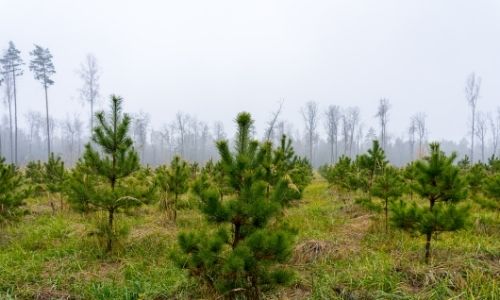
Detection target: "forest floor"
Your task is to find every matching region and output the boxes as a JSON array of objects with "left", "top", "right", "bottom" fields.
[{"left": 0, "top": 178, "right": 499, "bottom": 299}]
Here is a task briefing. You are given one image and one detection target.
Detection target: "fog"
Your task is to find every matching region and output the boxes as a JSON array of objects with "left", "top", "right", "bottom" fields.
[{"left": 1, "top": 0, "right": 499, "bottom": 165}]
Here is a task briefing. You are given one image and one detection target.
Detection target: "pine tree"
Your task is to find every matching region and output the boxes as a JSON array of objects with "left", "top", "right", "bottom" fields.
[
  {"left": 65, "top": 160, "right": 98, "bottom": 213},
  {"left": 155, "top": 155, "right": 190, "bottom": 222},
  {"left": 0, "top": 42, "right": 23, "bottom": 165},
  {"left": 356, "top": 140, "right": 388, "bottom": 191},
  {"left": 0, "top": 157, "right": 29, "bottom": 223},
  {"left": 319, "top": 155, "right": 356, "bottom": 199},
  {"left": 25, "top": 160, "right": 45, "bottom": 196},
  {"left": 177, "top": 112, "right": 299, "bottom": 299},
  {"left": 272, "top": 135, "right": 313, "bottom": 201},
  {"left": 371, "top": 166, "right": 404, "bottom": 232},
  {"left": 391, "top": 143, "right": 468, "bottom": 263},
  {"left": 29, "top": 45, "right": 55, "bottom": 159},
  {"left": 402, "top": 162, "right": 417, "bottom": 200},
  {"left": 77, "top": 95, "right": 153, "bottom": 252},
  {"left": 465, "top": 163, "right": 486, "bottom": 198},
  {"left": 483, "top": 173, "right": 500, "bottom": 215},
  {"left": 44, "top": 153, "right": 66, "bottom": 212},
  {"left": 457, "top": 155, "right": 471, "bottom": 170}
]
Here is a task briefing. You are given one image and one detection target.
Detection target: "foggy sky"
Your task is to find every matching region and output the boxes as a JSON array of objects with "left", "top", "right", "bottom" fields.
[{"left": 1, "top": 0, "right": 499, "bottom": 142}]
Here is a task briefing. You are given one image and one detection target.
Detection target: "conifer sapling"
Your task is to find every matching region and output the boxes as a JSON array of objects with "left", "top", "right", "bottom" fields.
[{"left": 391, "top": 143, "right": 468, "bottom": 263}]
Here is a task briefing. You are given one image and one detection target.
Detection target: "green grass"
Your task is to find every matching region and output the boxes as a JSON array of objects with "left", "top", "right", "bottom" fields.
[{"left": 0, "top": 178, "right": 499, "bottom": 299}]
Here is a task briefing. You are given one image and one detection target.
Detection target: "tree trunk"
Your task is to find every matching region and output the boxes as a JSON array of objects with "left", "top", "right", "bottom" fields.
[
  {"left": 90, "top": 99, "right": 94, "bottom": 135},
  {"left": 106, "top": 208, "right": 115, "bottom": 252},
  {"left": 232, "top": 222, "right": 241, "bottom": 249},
  {"left": 334, "top": 138, "right": 338, "bottom": 163},
  {"left": 471, "top": 107, "right": 475, "bottom": 162},
  {"left": 384, "top": 198, "right": 388, "bottom": 233},
  {"left": 249, "top": 274, "right": 261, "bottom": 300},
  {"left": 425, "top": 231, "right": 432, "bottom": 264},
  {"left": 8, "top": 94, "right": 13, "bottom": 163},
  {"left": 44, "top": 84, "right": 51, "bottom": 159},
  {"left": 13, "top": 71, "right": 18, "bottom": 165},
  {"left": 309, "top": 132, "right": 313, "bottom": 163},
  {"left": 330, "top": 141, "right": 334, "bottom": 164},
  {"left": 173, "top": 193, "right": 178, "bottom": 222}
]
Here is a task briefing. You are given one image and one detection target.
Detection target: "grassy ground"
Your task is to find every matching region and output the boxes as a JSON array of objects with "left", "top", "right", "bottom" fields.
[{"left": 0, "top": 178, "right": 499, "bottom": 299}]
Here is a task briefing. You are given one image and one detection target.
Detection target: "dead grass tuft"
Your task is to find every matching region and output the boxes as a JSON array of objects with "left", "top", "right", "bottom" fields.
[
  {"left": 293, "top": 240, "right": 335, "bottom": 264},
  {"left": 35, "top": 288, "right": 75, "bottom": 300}
]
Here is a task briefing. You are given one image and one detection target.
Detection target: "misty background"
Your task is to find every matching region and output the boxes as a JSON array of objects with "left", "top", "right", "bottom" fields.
[{"left": 1, "top": 0, "right": 499, "bottom": 166}]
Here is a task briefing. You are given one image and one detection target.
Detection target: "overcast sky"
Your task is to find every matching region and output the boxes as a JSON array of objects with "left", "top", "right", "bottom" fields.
[{"left": 1, "top": 0, "right": 499, "bottom": 141}]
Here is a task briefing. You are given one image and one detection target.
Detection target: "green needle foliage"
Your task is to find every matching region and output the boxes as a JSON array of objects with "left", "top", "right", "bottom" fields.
[
  {"left": 319, "top": 156, "right": 357, "bottom": 200},
  {"left": 402, "top": 162, "right": 417, "bottom": 200},
  {"left": 273, "top": 135, "right": 313, "bottom": 201},
  {"left": 465, "top": 163, "right": 486, "bottom": 198},
  {"left": 391, "top": 143, "right": 468, "bottom": 263},
  {"left": 371, "top": 166, "right": 404, "bottom": 232},
  {"left": 356, "top": 140, "right": 388, "bottom": 192},
  {"left": 24, "top": 160, "right": 45, "bottom": 196},
  {"left": 44, "top": 153, "right": 66, "bottom": 211},
  {"left": 0, "top": 157, "right": 29, "bottom": 223},
  {"left": 65, "top": 160, "right": 98, "bottom": 213},
  {"left": 483, "top": 173, "right": 500, "bottom": 215},
  {"left": 176, "top": 112, "right": 303, "bottom": 299},
  {"left": 155, "top": 155, "right": 190, "bottom": 222},
  {"left": 71, "top": 95, "right": 154, "bottom": 253}
]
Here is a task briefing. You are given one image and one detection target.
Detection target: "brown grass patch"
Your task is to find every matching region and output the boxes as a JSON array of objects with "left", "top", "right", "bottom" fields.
[
  {"left": 273, "top": 283, "right": 312, "bottom": 299},
  {"left": 292, "top": 240, "right": 335, "bottom": 264},
  {"left": 335, "top": 213, "right": 373, "bottom": 257},
  {"left": 35, "top": 288, "right": 75, "bottom": 300}
]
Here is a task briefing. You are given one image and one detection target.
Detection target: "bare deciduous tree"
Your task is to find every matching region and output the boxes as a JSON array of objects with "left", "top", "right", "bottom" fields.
[
  {"left": 159, "top": 124, "right": 172, "bottom": 163},
  {"left": 475, "top": 112, "right": 487, "bottom": 162},
  {"left": 213, "top": 121, "right": 226, "bottom": 142},
  {"left": 412, "top": 113, "right": 427, "bottom": 158},
  {"left": 342, "top": 107, "right": 360, "bottom": 157},
  {"left": 408, "top": 118, "right": 416, "bottom": 160},
  {"left": 73, "top": 116, "right": 83, "bottom": 158},
  {"left": 63, "top": 116, "right": 76, "bottom": 164},
  {"left": 264, "top": 100, "right": 284, "bottom": 142},
  {"left": 301, "top": 101, "right": 319, "bottom": 163},
  {"left": 25, "top": 111, "right": 43, "bottom": 160},
  {"left": 488, "top": 108, "right": 500, "bottom": 157},
  {"left": 132, "top": 112, "right": 150, "bottom": 161},
  {"left": 175, "top": 112, "right": 189, "bottom": 157},
  {"left": 78, "top": 54, "right": 100, "bottom": 134},
  {"left": 465, "top": 72, "right": 481, "bottom": 162},
  {"left": 200, "top": 122, "right": 210, "bottom": 162},
  {"left": 355, "top": 123, "right": 364, "bottom": 155},
  {"left": 324, "top": 105, "right": 341, "bottom": 163},
  {"left": 376, "top": 98, "right": 390, "bottom": 151}
]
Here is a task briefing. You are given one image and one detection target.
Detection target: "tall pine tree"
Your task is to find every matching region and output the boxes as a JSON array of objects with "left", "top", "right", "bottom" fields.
[
  {"left": 29, "top": 45, "right": 55, "bottom": 159},
  {"left": 0, "top": 41, "right": 23, "bottom": 165}
]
